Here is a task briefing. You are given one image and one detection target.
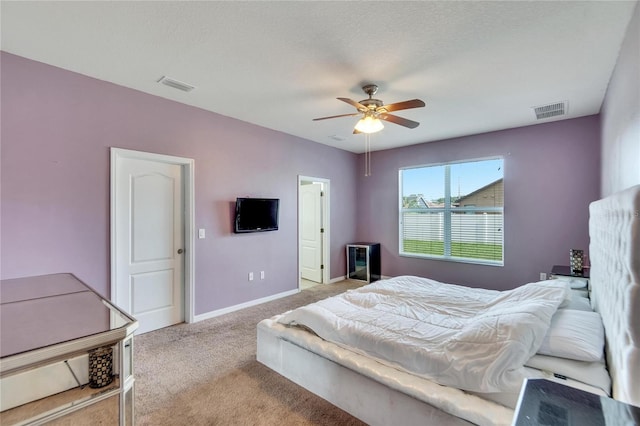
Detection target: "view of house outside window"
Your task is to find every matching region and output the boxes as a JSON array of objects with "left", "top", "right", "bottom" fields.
[{"left": 399, "top": 157, "right": 504, "bottom": 265}]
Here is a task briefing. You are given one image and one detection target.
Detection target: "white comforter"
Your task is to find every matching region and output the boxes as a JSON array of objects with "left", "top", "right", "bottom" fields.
[{"left": 278, "top": 275, "right": 570, "bottom": 393}]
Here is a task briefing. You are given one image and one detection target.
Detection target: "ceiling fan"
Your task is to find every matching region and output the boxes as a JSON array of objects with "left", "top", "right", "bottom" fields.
[{"left": 313, "top": 84, "right": 425, "bottom": 134}]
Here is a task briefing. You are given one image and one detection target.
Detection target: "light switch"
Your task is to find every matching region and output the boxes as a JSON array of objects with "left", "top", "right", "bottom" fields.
[{"left": 198, "top": 228, "right": 205, "bottom": 239}]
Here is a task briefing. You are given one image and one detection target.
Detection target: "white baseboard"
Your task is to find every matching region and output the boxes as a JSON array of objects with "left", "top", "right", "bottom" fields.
[
  {"left": 193, "top": 275, "right": 373, "bottom": 323},
  {"left": 193, "top": 289, "right": 299, "bottom": 323}
]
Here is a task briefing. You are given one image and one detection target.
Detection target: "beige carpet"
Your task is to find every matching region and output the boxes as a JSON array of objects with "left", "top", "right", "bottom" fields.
[{"left": 134, "top": 280, "right": 367, "bottom": 426}]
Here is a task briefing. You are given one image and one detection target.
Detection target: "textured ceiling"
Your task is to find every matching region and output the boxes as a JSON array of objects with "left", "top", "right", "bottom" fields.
[{"left": 1, "top": 1, "right": 637, "bottom": 153}]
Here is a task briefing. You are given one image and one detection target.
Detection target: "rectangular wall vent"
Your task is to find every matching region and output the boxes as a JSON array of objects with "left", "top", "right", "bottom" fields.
[
  {"left": 532, "top": 101, "right": 568, "bottom": 120},
  {"left": 157, "top": 76, "right": 195, "bottom": 92}
]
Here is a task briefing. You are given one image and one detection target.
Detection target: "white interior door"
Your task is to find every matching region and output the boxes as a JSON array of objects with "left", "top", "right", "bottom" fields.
[
  {"left": 300, "top": 183, "right": 323, "bottom": 283},
  {"left": 114, "top": 157, "right": 185, "bottom": 334}
]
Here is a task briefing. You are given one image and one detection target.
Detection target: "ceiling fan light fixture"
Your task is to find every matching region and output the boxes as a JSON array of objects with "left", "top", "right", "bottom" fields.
[
  {"left": 354, "top": 116, "right": 384, "bottom": 134},
  {"left": 312, "top": 84, "right": 424, "bottom": 134}
]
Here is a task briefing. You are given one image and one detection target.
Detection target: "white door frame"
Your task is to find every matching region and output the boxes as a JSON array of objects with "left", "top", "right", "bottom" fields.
[
  {"left": 298, "top": 175, "right": 330, "bottom": 285},
  {"left": 110, "top": 147, "right": 195, "bottom": 324}
]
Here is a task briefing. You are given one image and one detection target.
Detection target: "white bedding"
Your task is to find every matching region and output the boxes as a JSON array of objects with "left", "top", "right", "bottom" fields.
[
  {"left": 525, "top": 354, "right": 611, "bottom": 395},
  {"left": 278, "top": 275, "right": 570, "bottom": 393}
]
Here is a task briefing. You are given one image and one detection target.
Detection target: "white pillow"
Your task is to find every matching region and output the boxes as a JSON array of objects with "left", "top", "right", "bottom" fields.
[
  {"left": 553, "top": 276, "right": 589, "bottom": 289},
  {"left": 561, "top": 295, "right": 592, "bottom": 311},
  {"left": 525, "top": 354, "right": 611, "bottom": 395},
  {"left": 537, "top": 309, "right": 604, "bottom": 362}
]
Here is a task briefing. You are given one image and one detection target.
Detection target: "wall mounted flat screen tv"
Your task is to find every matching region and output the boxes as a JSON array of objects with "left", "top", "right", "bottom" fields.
[{"left": 234, "top": 198, "right": 280, "bottom": 233}]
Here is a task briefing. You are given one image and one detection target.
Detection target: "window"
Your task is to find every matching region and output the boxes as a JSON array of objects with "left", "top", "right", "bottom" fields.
[{"left": 399, "top": 158, "right": 504, "bottom": 265}]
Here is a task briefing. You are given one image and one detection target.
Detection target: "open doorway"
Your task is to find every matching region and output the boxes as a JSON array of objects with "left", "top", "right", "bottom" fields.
[{"left": 298, "top": 176, "right": 330, "bottom": 290}]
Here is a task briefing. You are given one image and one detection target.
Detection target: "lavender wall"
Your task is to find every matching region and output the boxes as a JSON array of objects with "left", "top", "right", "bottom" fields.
[
  {"left": 356, "top": 116, "right": 601, "bottom": 290},
  {"left": 601, "top": 2, "right": 640, "bottom": 197},
  {"left": 0, "top": 53, "right": 359, "bottom": 314}
]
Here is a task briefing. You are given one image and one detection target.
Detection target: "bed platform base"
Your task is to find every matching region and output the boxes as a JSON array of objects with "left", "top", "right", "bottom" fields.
[{"left": 258, "top": 321, "right": 498, "bottom": 426}]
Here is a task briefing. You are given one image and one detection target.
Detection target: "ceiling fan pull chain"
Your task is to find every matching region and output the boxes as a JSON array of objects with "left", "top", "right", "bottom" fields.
[
  {"left": 365, "top": 134, "right": 371, "bottom": 177},
  {"left": 368, "top": 135, "right": 371, "bottom": 176}
]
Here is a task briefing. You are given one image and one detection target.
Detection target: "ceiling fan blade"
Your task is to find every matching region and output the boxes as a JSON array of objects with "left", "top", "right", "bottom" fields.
[
  {"left": 312, "top": 112, "right": 361, "bottom": 121},
  {"left": 379, "top": 113, "right": 420, "bottom": 129},
  {"left": 380, "top": 99, "right": 425, "bottom": 112},
  {"left": 337, "top": 97, "right": 368, "bottom": 111}
]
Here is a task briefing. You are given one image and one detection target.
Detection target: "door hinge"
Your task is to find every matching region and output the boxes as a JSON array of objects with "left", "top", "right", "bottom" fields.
[
  {"left": 321, "top": 191, "right": 324, "bottom": 197},
  {"left": 320, "top": 264, "right": 324, "bottom": 270},
  {"left": 320, "top": 228, "right": 324, "bottom": 233}
]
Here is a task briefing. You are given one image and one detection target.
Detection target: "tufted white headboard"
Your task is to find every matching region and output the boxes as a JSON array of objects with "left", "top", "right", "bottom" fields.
[{"left": 588, "top": 184, "right": 640, "bottom": 407}]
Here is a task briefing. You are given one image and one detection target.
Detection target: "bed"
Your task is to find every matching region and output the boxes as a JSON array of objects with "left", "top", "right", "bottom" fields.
[{"left": 257, "top": 184, "right": 640, "bottom": 425}]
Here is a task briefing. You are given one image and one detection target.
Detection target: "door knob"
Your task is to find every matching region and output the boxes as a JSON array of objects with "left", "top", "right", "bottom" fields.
[{"left": 177, "top": 249, "right": 184, "bottom": 254}]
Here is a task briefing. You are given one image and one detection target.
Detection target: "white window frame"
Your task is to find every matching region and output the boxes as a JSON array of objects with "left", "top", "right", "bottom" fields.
[{"left": 398, "top": 157, "right": 504, "bottom": 266}]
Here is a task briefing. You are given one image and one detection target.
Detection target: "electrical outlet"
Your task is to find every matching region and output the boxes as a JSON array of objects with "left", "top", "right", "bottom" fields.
[
  {"left": 540, "top": 272, "right": 547, "bottom": 280},
  {"left": 260, "top": 271, "right": 265, "bottom": 280},
  {"left": 248, "top": 272, "right": 254, "bottom": 281}
]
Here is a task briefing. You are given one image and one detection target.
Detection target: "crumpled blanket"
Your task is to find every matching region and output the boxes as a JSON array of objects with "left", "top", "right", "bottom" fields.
[{"left": 278, "top": 275, "right": 569, "bottom": 393}]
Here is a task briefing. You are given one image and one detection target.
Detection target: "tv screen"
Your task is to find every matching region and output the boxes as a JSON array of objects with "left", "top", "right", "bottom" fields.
[{"left": 234, "top": 198, "right": 279, "bottom": 233}]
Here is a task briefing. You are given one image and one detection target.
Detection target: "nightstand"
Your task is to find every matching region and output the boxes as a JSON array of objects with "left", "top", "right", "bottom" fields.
[
  {"left": 512, "top": 378, "right": 640, "bottom": 426},
  {"left": 550, "top": 265, "right": 590, "bottom": 298}
]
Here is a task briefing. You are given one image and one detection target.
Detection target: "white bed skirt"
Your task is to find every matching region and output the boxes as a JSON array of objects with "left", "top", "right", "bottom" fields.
[{"left": 257, "top": 316, "right": 514, "bottom": 426}]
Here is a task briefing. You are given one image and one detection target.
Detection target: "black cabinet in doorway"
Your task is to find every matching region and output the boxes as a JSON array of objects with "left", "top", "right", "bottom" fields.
[{"left": 346, "top": 243, "right": 381, "bottom": 283}]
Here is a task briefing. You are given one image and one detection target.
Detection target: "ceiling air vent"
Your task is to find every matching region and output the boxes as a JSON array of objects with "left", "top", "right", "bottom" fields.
[
  {"left": 532, "top": 101, "right": 568, "bottom": 120},
  {"left": 157, "top": 76, "right": 195, "bottom": 92}
]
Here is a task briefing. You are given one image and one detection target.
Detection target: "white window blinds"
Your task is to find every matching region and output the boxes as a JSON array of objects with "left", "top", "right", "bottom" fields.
[{"left": 399, "top": 158, "right": 504, "bottom": 265}]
